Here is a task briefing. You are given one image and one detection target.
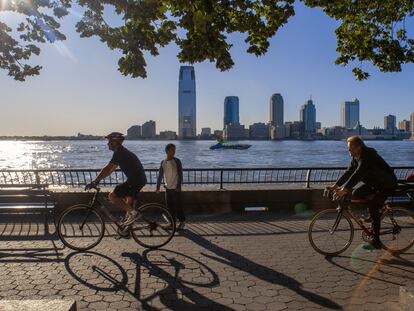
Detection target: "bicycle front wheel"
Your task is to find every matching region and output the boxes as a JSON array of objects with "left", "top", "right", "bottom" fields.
[
  {"left": 381, "top": 207, "right": 414, "bottom": 254},
  {"left": 308, "top": 209, "right": 354, "bottom": 256},
  {"left": 131, "top": 203, "right": 175, "bottom": 249},
  {"left": 58, "top": 204, "right": 105, "bottom": 251}
]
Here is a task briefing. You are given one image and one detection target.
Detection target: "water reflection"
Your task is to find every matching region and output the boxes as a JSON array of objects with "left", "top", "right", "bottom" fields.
[{"left": 0, "top": 140, "right": 413, "bottom": 169}]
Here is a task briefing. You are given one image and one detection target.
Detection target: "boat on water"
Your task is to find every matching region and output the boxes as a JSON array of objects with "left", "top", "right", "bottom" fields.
[{"left": 209, "top": 142, "right": 252, "bottom": 150}]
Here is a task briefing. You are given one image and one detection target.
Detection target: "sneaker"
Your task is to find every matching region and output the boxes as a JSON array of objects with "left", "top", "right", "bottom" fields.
[
  {"left": 363, "top": 240, "right": 382, "bottom": 251},
  {"left": 177, "top": 222, "right": 185, "bottom": 231},
  {"left": 359, "top": 214, "right": 372, "bottom": 223},
  {"left": 121, "top": 210, "right": 138, "bottom": 226}
]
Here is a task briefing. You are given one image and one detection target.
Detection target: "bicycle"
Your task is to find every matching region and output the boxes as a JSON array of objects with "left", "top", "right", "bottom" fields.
[
  {"left": 308, "top": 182, "right": 414, "bottom": 256},
  {"left": 57, "top": 186, "right": 176, "bottom": 251}
]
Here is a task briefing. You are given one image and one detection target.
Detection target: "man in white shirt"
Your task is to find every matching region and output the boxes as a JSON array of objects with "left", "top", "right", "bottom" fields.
[{"left": 156, "top": 144, "right": 185, "bottom": 230}]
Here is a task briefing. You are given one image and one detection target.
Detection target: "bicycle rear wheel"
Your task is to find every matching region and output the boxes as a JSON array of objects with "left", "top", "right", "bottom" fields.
[
  {"left": 308, "top": 209, "right": 354, "bottom": 256},
  {"left": 381, "top": 207, "right": 414, "bottom": 254},
  {"left": 58, "top": 204, "right": 105, "bottom": 251},
  {"left": 131, "top": 203, "right": 175, "bottom": 249}
]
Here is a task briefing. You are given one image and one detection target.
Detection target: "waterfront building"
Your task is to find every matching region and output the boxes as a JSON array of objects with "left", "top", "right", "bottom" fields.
[
  {"left": 384, "top": 115, "right": 397, "bottom": 134},
  {"left": 224, "top": 96, "right": 240, "bottom": 128},
  {"left": 201, "top": 128, "right": 212, "bottom": 136},
  {"left": 269, "top": 125, "right": 285, "bottom": 140},
  {"left": 411, "top": 112, "right": 414, "bottom": 133},
  {"left": 340, "top": 99, "right": 360, "bottom": 129},
  {"left": 284, "top": 121, "right": 305, "bottom": 138},
  {"left": 127, "top": 125, "right": 141, "bottom": 139},
  {"left": 300, "top": 99, "right": 316, "bottom": 136},
  {"left": 321, "top": 126, "right": 346, "bottom": 140},
  {"left": 213, "top": 130, "right": 223, "bottom": 139},
  {"left": 399, "top": 120, "right": 411, "bottom": 132},
  {"left": 223, "top": 123, "right": 247, "bottom": 140},
  {"left": 142, "top": 120, "right": 156, "bottom": 139},
  {"left": 316, "top": 122, "right": 321, "bottom": 130},
  {"left": 269, "top": 94, "right": 284, "bottom": 127},
  {"left": 159, "top": 131, "right": 177, "bottom": 140},
  {"left": 178, "top": 66, "right": 196, "bottom": 139},
  {"left": 249, "top": 123, "right": 269, "bottom": 139}
]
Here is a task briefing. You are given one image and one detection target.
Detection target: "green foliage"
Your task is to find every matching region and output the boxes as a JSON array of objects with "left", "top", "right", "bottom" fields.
[
  {"left": 0, "top": 0, "right": 70, "bottom": 81},
  {"left": 1, "top": 0, "right": 414, "bottom": 81}
]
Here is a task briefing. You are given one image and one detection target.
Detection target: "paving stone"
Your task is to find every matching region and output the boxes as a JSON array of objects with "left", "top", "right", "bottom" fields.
[{"left": 0, "top": 212, "right": 412, "bottom": 311}]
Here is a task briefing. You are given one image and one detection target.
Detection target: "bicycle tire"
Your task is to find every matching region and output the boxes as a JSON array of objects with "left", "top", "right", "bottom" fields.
[
  {"left": 131, "top": 203, "right": 175, "bottom": 249},
  {"left": 58, "top": 204, "right": 105, "bottom": 251},
  {"left": 308, "top": 208, "right": 354, "bottom": 256},
  {"left": 381, "top": 207, "right": 414, "bottom": 254}
]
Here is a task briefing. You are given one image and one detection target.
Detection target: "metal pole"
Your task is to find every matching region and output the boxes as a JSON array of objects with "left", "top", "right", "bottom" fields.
[{"left": 305, "top": 169, "right": 312, "bottom": 188}]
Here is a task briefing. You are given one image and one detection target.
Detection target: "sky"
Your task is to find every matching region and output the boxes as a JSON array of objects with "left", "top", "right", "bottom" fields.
[{"left": 0, "top": 3, "right": 413, "bottom": 136}]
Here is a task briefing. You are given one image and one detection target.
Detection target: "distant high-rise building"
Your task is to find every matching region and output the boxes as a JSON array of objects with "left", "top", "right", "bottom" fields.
[
  {"left": 411, "top": 112, "right": 414, "bottom": 133},
  {"left": 300, "top": 99, "right": 316, "bottom": 136},
  {"left": 340, "top": 99, "right": 360, "bottom": 129},
  {"left": 399, "top": 120, "right": 411, "bottom": 132},
  {"left": 384, "top": 115, "right": 396, "bottom": 133},
  {"left": 223, "top": 96, "right": 239, "bottom": 128},
  {"left": 127, "top": 125, "right": 141, "bottom": 139},
  {"left": 142, "top": 120, "right": 156, "bottom": 138},
  {"left": 178, "top": 66, "right": 196, "bottom": 139},
  {"left": 269, "top": 94, "right": 284, "bottom": 127}
]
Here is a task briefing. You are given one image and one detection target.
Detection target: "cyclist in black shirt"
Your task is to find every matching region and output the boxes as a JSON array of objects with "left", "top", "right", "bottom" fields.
[
  {"left": 329, "top": 136, "right": 397, "bottom": 249},
  {"left": 86, "top": 132, "right": 147, "bottom": 226}
]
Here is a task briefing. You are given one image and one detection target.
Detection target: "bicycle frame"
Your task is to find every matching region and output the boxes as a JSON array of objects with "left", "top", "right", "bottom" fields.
[
  {"left": 86, "top": 187, "right": 165, "bottom": 235},
  {"left": 332, "top": 199, "right": 402, "bottom": 238}
]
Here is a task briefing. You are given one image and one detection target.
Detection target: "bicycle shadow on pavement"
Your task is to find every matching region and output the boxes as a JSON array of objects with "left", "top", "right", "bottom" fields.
[
  {"left": 182, "top": 230, "right": 342, "bottom": 310},
  {"left": 64, "top": 249, "right": 235, "bottom": 310},
  {"left": 123, "top": 249, "right": 235, "bottom": 311},
  {"left": 325, "top": 252, "right": 414, "bottom": 286}
]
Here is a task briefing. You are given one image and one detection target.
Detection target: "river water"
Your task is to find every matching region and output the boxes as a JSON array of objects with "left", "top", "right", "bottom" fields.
[{"left": 0, "top": 140, "right": 413, "bottom": 169}]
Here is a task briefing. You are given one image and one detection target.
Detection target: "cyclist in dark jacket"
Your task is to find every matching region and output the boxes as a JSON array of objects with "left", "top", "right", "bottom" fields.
[{"left": 330, "top": 136, "right": 397, "bottom": 249}]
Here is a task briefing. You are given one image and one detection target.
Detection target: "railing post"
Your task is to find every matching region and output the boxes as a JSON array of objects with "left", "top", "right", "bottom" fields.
[
  {"left": 34, "top": 171, "right": 40, "bottom": 186},
  {"left": 305, "top": 169, "right": 312, "bottom": 188},
  {"left": 220, "top": 170, "right": 223, "bottom": 190}
]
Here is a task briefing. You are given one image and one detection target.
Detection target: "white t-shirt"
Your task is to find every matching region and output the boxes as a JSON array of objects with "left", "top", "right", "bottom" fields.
[{"left": 163, "top": 159, "right": 178, "bottom": 189}]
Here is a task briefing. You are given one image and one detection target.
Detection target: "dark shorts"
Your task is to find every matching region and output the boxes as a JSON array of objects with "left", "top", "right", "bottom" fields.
[{"left": 114, "top": 181, "right": 145, "bottom": 198}]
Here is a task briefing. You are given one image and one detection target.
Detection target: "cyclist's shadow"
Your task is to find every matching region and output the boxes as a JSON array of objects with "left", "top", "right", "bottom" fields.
[
  {"left": 182, "top": 230, "right": 342, "bottom": 310},
  {"left": 122, "top": 250, "right": 235, "bottom": 311}
]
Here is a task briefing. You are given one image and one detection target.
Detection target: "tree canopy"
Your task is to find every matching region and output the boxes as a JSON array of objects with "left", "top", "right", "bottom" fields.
[{"left": 1, "top": 0, "right": 413, "bottom": 81}]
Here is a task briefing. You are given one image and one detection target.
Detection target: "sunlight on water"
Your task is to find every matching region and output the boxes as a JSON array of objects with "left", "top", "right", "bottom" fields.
[
  {"left": 0, "top": 140, "right": 412, "bottom": 169},
  {"left": 0, "top": 141, "right": 35, "bottom": 169}
]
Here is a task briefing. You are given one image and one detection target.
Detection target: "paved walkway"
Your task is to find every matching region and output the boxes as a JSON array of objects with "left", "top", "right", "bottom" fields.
[{"left": 0, "top": 212, "right": 413, "bottom": 310}]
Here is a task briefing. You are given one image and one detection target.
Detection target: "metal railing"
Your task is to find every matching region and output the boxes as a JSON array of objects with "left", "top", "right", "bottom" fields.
[{"left": 0, "top": 167, "right": 413, "bottom": 189}]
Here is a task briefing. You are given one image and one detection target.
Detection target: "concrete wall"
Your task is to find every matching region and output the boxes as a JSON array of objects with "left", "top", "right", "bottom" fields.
[{"left": 52, "top": 187, "right": 334, "bottom": 215}]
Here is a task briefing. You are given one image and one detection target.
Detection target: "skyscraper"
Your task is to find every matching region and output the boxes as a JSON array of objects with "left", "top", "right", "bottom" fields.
[
  {"left": 269, "top": 93, "right": 284, "bottom": 127},
  {"left": 340, "top": 99, "right": 360, "bottom": 129},
  {"left": 384, "top": 115, "right": 396, "bottom": 133},
  {"left": 300, "top": 99, "right": 316, "bottom": 136},
  {"left": 223, "top": 96, "right": 239, "bottom": 127},
  {"left": 411, "top": 112, "right": 414, "bottom": 133},
  {"left": 178, "top": 66, "right": 196, "bottom": 139}
]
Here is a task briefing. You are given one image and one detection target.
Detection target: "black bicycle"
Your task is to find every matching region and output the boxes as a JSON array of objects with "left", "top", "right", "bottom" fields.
[
  {"left": 308, "top": 182, "right": 414, "bottom": 256},
  {"left": 57, "top": 186, "right": 175, "bottom": 251}
]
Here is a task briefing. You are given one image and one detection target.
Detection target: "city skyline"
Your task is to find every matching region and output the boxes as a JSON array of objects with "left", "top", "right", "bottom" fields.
[{"left": 0, "top": 3, "right": 413, "bottom": 136}]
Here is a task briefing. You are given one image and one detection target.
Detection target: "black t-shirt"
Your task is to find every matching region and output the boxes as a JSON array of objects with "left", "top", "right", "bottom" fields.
[{"left": 110, "top": 145, "right": 147, "bottom": 185}]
